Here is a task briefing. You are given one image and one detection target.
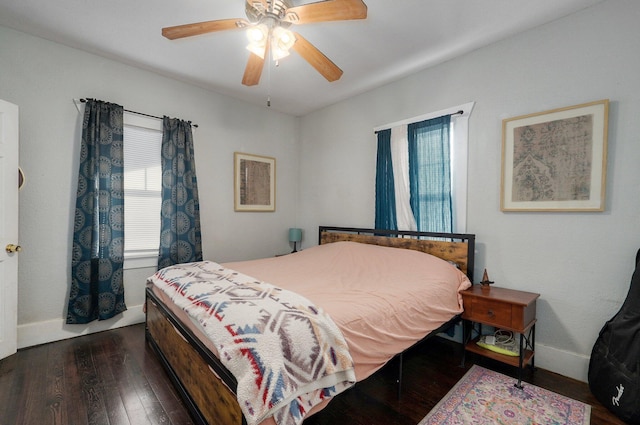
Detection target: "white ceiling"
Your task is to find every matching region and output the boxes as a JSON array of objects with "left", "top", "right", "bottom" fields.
[{"left": 0, "top": 0, "right": 604, "bottom": 116}]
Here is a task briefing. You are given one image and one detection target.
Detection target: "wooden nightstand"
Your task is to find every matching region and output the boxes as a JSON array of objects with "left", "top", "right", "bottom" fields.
[{"left": 461, "top": 284, "right": 540, "bottom": 388}]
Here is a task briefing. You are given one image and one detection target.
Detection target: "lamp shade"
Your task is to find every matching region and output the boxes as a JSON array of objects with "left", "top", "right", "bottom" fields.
[{"left": 288, "top": 228, "right": 302, "bottom": 243}]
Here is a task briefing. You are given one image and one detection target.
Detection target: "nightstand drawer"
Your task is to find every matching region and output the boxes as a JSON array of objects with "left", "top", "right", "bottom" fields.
[{"left": 468, "top": 298, "right": 512, "bottom": 328}]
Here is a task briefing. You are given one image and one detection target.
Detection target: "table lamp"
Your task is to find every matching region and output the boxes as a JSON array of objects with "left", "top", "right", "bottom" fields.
[{"left": 288, "top": 228, "right": 302, "bottom": 253}]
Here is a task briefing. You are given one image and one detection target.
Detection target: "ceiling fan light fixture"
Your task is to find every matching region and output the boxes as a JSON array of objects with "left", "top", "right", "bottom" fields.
[
  {"left": 272, "top": 26, "right": 295, "bottom": 49},
  {"left": 246, "top": 43, "right": 266, "bottom": 59},
  {"left": 246, "top": 24, "right": 268, "bottom": 43},
  {"left": 271, "top": 26, "right": 295, "bottom": 61},
  {"left": 246, "top": 24, "right": 268, "bottom": 58},
  {"left": 271, "top": 46, "right": 290, "bottom": 61}
]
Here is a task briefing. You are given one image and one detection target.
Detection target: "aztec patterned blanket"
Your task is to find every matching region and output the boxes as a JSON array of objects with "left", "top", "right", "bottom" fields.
[{"left": 149, "top": 261, "right": 356, "bottom": 425}]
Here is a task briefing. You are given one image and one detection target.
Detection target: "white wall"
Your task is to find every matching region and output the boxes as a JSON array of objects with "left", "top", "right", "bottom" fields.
[
  {"left": 0, "top": 25, "right": 300, "bottom": 347},
  {"left": 298, "top": 0, "right": 640, "bottom": 382}
]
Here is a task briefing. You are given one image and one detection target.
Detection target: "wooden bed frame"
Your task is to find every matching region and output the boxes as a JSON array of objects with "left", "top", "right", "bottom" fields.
[{"left": 145, "top": 226, "right": 476, "bottom": 425}]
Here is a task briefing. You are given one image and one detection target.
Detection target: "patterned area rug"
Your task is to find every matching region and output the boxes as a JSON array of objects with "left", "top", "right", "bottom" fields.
[{"left": 419, "top": 365, "right": 591, "bottom": 425}]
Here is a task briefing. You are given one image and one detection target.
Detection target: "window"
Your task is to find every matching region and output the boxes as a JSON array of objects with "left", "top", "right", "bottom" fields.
[
  {"left": 123, "top": 113, "right": 162, "bottom": 269},
  {"left": 408, "top": 116, "right": 453, "bottom": 233},
  {"left": 374, "top": 102, "right": 474, "bottom": 233}
]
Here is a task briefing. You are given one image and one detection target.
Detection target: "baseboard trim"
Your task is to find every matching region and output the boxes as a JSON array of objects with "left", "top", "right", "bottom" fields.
[
  {"left": 17, "top": 303, "right": 145, "bottom": 349},
  {"left": 533, "top": 343, "right": 590, "bottom": 383}
]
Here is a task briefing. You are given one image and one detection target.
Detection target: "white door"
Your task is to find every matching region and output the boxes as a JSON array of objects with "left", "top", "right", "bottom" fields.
[{"left": 0, "top": 99, "right": 19, "bottom": 360}]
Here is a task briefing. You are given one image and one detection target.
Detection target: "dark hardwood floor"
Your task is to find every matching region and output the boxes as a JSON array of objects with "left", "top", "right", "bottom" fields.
[{"left": 0, "top": 323, "right": 625, "bottom": 425}]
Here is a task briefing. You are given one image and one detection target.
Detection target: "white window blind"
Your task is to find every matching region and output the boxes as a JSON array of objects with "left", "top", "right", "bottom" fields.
[{"left": 123, "top": 114, "right": 162, "bottom": 266}]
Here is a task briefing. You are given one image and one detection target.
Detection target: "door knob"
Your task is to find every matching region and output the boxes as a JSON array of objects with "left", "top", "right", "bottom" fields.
[{"left": 5, "top": 244, "right": 22, "bottom": 253}]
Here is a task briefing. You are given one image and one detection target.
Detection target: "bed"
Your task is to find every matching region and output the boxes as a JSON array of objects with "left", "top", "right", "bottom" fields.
[{"left": 145, "top": 226, "right": 475, "bottom": 425}]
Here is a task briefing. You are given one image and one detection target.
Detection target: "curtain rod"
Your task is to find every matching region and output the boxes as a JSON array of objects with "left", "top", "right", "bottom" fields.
[
  {"left": 374, "top": 109, "right": 464, "bottom": 134},
  {"left": 79, "top": 98, "right": 198, "bottom": 128}
]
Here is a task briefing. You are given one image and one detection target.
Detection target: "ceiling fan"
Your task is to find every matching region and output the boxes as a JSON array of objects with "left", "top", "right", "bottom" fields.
[{"left": 162, "top": 0, "right": 367, "bottom": 86}]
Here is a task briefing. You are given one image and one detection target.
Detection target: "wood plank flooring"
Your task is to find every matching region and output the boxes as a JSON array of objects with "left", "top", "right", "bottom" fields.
[{"left": 0, "top": 323, "right": 625, "bottom": 425}]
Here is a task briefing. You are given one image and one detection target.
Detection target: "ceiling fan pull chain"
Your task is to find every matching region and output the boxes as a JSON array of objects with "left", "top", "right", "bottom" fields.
[{"left": 267, "top": 56, "right": 272, "bottom": 107}]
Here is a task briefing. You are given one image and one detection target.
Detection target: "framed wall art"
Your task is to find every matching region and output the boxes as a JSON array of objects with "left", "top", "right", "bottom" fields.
[
  {"left": 234, "top": 152, "right": 276, "bottom": 212},
  {"left": 501, "top": 99, "right": 609, "bottom": 212}
]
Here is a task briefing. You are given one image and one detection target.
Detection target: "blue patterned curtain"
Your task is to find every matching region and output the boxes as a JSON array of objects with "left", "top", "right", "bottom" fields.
[
  {"left": 67, "top": 99, "right": 126, "bottom": 324},
  {"left": 374, "top": 129, "right": 397, "bottom": 230},
  {"left": 408, "top": 115, "right": 452, "bottom": 233},
  {"left": 158, "top": 117, "right": 203, "bottom": 269}
]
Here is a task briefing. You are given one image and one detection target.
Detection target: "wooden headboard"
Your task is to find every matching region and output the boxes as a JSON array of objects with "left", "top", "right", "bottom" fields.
[{"left": 319, "top": 226, "right": 476, "bottom": 282}]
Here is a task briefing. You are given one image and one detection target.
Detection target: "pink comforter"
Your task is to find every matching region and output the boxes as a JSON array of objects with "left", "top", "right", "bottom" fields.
[{"left": 224, "top": 241, "right": 471, "bottom": 380}]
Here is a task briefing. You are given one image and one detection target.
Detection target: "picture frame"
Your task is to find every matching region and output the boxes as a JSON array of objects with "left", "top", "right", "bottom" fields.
[
  {"left": 234, "top": 152, "right": 276, "bottom": 212},
  {"left": 501, "top": 99, "right": 609, "bottom": 212}
]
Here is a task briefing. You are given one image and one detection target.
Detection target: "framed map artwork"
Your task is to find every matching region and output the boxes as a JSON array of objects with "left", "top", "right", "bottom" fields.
[
  {"left": 501, "top": 99, "right": 609, "bottom": 211},
  {"left": 234, "top": 152, "right": 276, "bottom": 212}
]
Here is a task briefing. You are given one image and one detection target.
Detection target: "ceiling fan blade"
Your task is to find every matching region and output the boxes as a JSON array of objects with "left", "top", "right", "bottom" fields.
[
  {"left": 246, "top": 0, "right": 268, "bottom": 11},
  {"left": 285, "top": 0, "right": 367, "bottom": 25},
  {"left": 242, "top": 52, "right": 266, "bottom": 86},
  {"left": 162, "top": 18, "right": 246, "bottom": 40},
  {"left": 245, "top": 0, "right": 268, "bottom": 22},
  {"left": 291, "top": 32, "right": 343, "bottom": 82}
]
